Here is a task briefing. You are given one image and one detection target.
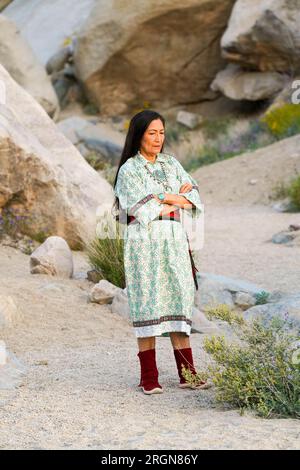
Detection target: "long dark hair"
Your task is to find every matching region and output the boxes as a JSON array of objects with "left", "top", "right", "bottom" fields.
[{"left": 112, "top": 109, "right": 166, "bottom": 216}]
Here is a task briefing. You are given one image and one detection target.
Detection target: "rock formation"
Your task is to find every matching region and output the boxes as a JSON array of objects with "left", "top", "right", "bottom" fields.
[{"left": 0, "top": 64, "right": 114, "bottom": 249}]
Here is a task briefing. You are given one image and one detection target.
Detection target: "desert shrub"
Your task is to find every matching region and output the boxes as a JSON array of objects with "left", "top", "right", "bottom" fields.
[
  {"left": 166, "top": 123, "right": 179, "bottom": 143},
  {"left": 0, "top": 207, "right": 28, "bottom": 239},
  {"left": 261, "top": 104, "right": 300, "bottom": 139},
  {"left": 287, "top": 175, "right": 300, "bottom": 210},
  {"left": 163, "top": 119, "right": 191, "bottom": 146},
  {"left": 185, "top": 145, "right": 231, "bottom": 171},
  {"left": 185, "top": 119, "right": 273, "bottom": 171},
  {"left": 270, "top": 181, "right": 291, "bottom": 201},
  {"left": 254, "top": 290, "right": 270, "bottom": 305},
  {"left": 183, "top": 308, "right": 300, "bottom": 419},
  {"left": 183, "top": 105, "right": 300, "bottom": 173},
  {"left": 85, "top": 152, "right": 107, "bottom": 171},
  {"left": 202, "top": 116, "right": 235, "bottom": 140},
  {"left": 85, "top": 214, "right": 125, "bottom": 288},
  {"left": 0, "top": 206, "right": 50, "bottom": 249},
  {"left": 220, "top": 119, "right": 274, "bottom": 153},
  {"left": 204, "top": 303, "right": 245, "bottom": 325}
]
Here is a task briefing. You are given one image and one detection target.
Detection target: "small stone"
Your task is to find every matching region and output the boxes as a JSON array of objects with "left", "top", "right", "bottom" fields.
[
  {"left": 176, "top": 110, "right": 203, "bottom": 129},
  {"left": 272, "top": 199, "right": 293, "bottom": 212},
  {"left": 87, "top": 270, "right": 103, "bottom": 283},
  {"left": 89, "top": 279, "right": 121, "bottom": 304},
  {"left": 30, "top": 236, "right": 73, "bottom": 277},
  {"left": 234, "top": 292, "right": 256, "bottom": 310},
  {"left": 271, "top": 232, "right": 294, "bottom": 244},
  {"left": 34, "top": 360, "right": 48, "bottom": 366},
  {"left": 289, "top": 224, "right": 300, "bottom": 231}
]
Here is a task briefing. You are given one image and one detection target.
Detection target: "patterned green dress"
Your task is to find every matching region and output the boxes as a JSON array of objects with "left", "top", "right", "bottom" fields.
[{"left": 114, "top": 151, "right": 203, "bottom": 338}]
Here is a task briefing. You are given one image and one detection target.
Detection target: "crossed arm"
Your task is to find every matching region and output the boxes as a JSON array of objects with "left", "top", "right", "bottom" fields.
[
  {"left": 114, "top": 164, "right": 200, "bottom": 227},
  {"left": 153, "top": 182, "right": 195, "bottom": 216}
]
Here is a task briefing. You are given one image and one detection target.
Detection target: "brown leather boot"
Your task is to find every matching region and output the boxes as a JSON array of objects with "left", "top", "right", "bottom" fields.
[
  {"left": 137, "top": 349, "right": 163, "bottom": 395},
  {"left": 173, "top": 347, "right": 211, "bottom": 389}
]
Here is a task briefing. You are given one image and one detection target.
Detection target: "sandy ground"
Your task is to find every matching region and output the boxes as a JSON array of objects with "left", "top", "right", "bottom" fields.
[
  {"left": 0, "top": 202, "right": 299, "bottom": 450},
  {"left": 196, "top": 202, "right": 300, "bottom": 293}
]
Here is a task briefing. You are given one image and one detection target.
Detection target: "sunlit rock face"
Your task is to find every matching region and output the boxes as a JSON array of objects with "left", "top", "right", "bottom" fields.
[
  {"left": 73, "top": 0, "right": 235, "bottom": 116},
  {"left": 0, "top": 64, "right": 114, "bottom": 250},
  {"left": 221, "top": 0, "right": 300, "bottom": 73},
  {"left": 0, "top": 15, "right": 59, "bottom": 117},
  {"left": 2, "top": 0, "right": 97, "bottom": 65}
]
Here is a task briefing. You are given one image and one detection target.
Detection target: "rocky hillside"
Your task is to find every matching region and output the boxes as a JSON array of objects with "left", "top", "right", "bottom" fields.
[
  {"left": 2, "top": 0, "right": 299, "bottom": 118},
  {"left": 194, "top": 133, "right": 300, "bottom": 206}
]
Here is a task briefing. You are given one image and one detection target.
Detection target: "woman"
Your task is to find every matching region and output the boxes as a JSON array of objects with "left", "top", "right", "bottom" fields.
[{"left": 113, "top": 109, "right": 210, "bottom": 394}]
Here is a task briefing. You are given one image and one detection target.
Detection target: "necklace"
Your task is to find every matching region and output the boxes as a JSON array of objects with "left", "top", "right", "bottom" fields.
[{"left": 144, "top": 161, "right": 173, "bottom": 192}]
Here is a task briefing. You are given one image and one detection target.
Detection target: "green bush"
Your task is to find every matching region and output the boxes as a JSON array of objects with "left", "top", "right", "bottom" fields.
[
  {"left": 204, "top": 303, "right": 245, "bottom": 325},
  {"left": 202, "top": 116, "right": 235, "bottom": 140},
  {"left": 287, "top": 175, "right": 300, "bottom": 210},
  {"left": 254, "top": 290, "right": 270, "bottom": 305},
  {"left": 270, "top": 181, "right": 290, "bottom": 201},
  {"left": 85, "top": 152, "right": 108, "bottom": 171},
  {"left": 85, "top": 215, "right": 125, "bottom": 288},
  {"left": 184, "top": 308, "right": 300, "bottom": 419},
  {"left": 261, "top": 104, "right": 300, "bottom": 139}
]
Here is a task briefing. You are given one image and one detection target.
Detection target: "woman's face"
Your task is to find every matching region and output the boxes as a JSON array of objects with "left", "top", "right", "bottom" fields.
[{"left": 140, "top": 119, "right": 165, "bottom": 156}]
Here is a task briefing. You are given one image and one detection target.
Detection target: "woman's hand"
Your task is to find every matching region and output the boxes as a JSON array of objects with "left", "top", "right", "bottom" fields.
[
  {"left": 179, "top": 182, "right": 193, "bottom": 193},
  {"left": 153, "top": 193, "right": 193, "bottom": 210},
  {"left": 153, "top": 194, "right": 174, "bottom": 204}
]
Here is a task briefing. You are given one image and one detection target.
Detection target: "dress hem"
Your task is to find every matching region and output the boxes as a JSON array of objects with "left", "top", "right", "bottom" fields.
[{"left": 133, "top": 320, "right": 192, "bottom": 338}]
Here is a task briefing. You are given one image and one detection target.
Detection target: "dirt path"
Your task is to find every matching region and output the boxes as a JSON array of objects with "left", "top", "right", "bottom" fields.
[
  {"left": 196, "top": 202, "right": 300, "bottom": 293},
  {"left": 0, "top": 202, "right": 299, "bottom": 450}
]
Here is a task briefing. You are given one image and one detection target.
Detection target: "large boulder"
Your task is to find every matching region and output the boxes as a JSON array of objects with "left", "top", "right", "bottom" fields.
[
  {"left": 57, "top": 117, "right": 125, "bottom": 164},
  {"left": 73, "top": 0, "right": 236, "bottom": 115},
  {"left": 211, "top": 63, "right": 289, "bottom": 101},
  {"left": 0, "top": 64, "right": 114, "bottom": 249},
  {"left": 195, "top": 272, "right": 265, "bottom": 311},
  {"left": 191, "top": 307, "right": 220, "bottom": 334},
  {"left": 244, "top": 292, "right": 300, "bottom": 329},
  {"left": 194, "top": 272, "right": 300, "bottom": 329},
  {"left": 0, "top": 15, "right": 59, "bottom": 117},
  {"left": 2, "top": 0, "right": 97, "bottom": 66},
  {"left": 221, "top": 0, "right": 300, "bottom": 73}
]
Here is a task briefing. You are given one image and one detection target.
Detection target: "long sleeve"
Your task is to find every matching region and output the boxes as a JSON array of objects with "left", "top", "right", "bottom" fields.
[
  {"left": 171, "top": 157, "right": 203, "bottom": 218},
  {"left": 114, "top": 165, "right": 162, "bottom": 228}
]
